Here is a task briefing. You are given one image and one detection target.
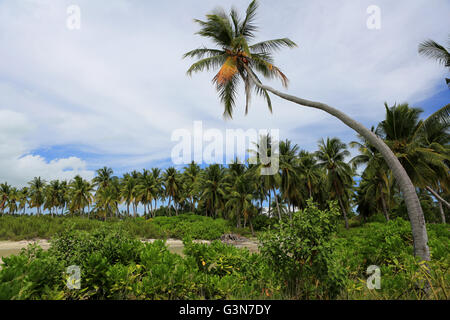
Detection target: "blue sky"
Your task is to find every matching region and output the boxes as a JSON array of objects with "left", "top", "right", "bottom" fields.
[{"left": 0, "top": 0, "right": 449, "bottom": 186}]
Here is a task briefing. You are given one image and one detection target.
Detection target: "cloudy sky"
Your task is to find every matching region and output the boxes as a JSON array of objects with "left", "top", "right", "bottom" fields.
[{"left": 0, "top": 0, "right": 449, "bottom": 186}]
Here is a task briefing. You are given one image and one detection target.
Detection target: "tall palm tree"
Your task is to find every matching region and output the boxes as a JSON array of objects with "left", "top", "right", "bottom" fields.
[
  {"left": 151, "top": 168, "right": 163, "bottom": 214},
  {"left": 416, "top": 104, "right": 450, "bottom": 221},
  {"left": 69, "top": 175, "right": 94, "bottom": 217},
  {"left": 225, "top": 169, "right": 257, "bottom": 232},
  {"left": 198, "top": 164, "right": 228, "bottom": 218},
  {"left": 0, "top": 182, "right": 11, "bottom": 215},
  {"left": 248, "top": 134, "right": 282, "bottom": 220},
  {"left": 183, "top": 161, "right": 201, "bottom": 212},
  {"left": 418, "top": 36, "right": 450, "bottom": 87},
  {"left": 377, "top": 103, "right": 449, "bottom": 223},
  {"left": 44, "top": 180, "right": 63, "bottom": 217},
  {"left": 377, "top": 104, "right": 449, "bottom": 192},
  {"left": 95, "top": 186, "right": 116, "bottom": 221},
  {"left": 28, "top": 177, "right": 45, "bottom": 216},
  {"left": 93, "top": 167, "right": 115, "bottom": 191},
  {"left": 350, "top": 135, "right": 392, "bottom": 221},
  {"left": 121, "top": 174, "right": 136, "bottom": 217},
  {"left": 164, "top": 167, "right": 181, "bottom": 216},
  {"left": 297, "top": 150, "right": 321, "bottom": 200},
  {"left": 58, "top": 181, "right": 69, "bottom": 215},
  {"left": 279, "top": 139, "right": 303, "bottom": 215},
  {"left": 136, "top": 169, "right": 159, "bottom": 218},
  {"left": 184, "top": 0, "right": 431, "bottom": 260},
  {"left": 7, "top": 187, "right": 18, "bottom": 214},
  {"left": 18, "top": 187, "right": 29, "bottom": 215},
  {"left": 316, "top": 137, "right": 354, "bottom": 229}
]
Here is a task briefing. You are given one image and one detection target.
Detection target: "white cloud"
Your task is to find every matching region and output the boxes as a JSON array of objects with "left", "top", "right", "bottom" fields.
[
  {"left": 0, "top": 109, "right": 94, "bottom": 186},
  {"left": 0, "top": 0, "right": 448, "bottom": 184}
]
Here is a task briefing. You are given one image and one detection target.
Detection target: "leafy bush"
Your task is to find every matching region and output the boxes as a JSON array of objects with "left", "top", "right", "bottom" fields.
[
  {"left": 259, "top": 200, "right": 346, "bottom": 299},
  {"left": 0, "top": 226, "right": 279, "bottom": 300},
  {"left": 336, "top": 218, "right": 450, "bottom": 299}
]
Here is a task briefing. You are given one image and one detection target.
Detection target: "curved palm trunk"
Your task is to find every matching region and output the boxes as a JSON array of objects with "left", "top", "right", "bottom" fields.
[{"left": 245, "top": 65, "right": 430, "bottom": 261}]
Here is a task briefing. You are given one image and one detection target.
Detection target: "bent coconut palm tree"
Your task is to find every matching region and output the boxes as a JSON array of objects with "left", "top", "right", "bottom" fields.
[{"left": 184, "top": 0, "right": 431, "bottom": 261}]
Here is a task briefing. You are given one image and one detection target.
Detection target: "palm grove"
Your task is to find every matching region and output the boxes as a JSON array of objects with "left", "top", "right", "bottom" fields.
[{"left": 0, "top": 102, "right": 448, "bottom": 230}]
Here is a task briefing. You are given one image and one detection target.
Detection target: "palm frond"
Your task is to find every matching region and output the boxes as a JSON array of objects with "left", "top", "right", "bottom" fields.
[
  {"left": 186, "top": 54, "right": 227, "bottom": 76},
  {"left": 414, "top": 104, "right": 450, "bottom": 139},
  {"left": 250, "top": 54, "right": 289, "bottom": 87},
  {"left": 183, "top": 48, "right": 225, "bottom": 60},
  {"left": 240, "top": 0, "right": 259, "bottom": 39},
  {"left": 194, "top": 11, "right": 234, "bottom": 48},
  {"left": 250, "top": 38, "right": 297, "bottom": 53},
  {"left": 216, "top": 74, "right": 240, "bottom": 119},
  {"left": 230, "top": 7, "right": 241, "bottom": 37},
  {"left": 418, "top": 39, "right": 450, "bottom": 67}
]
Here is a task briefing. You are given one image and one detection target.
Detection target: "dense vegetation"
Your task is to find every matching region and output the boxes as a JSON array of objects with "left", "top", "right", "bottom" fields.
[
  {"left": 0, "top": 202, "right": 448, "bottom": 300},
  {"left": 0, "top": 214, "right": 245, "bottom": 241}
]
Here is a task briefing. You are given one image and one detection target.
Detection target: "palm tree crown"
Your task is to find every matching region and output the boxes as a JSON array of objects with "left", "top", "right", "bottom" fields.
[{"left": 184, "top": 0, "right": 297, "bottom": 118}]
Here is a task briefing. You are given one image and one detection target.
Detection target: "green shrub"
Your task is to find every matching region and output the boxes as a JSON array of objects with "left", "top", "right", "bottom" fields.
[
  {"left": 336, "top": 218, "right": 450, "bottom": 299},
  {"left": 259, "top": 200, "right": 346, "bottom": 299}
]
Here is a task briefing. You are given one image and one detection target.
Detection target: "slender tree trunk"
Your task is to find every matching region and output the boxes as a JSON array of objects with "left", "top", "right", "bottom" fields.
[
  {"left": 236, "top": 208, "right": 241, "bottom": 228},
  {"left": 249, "top": 218, "right": 254, "bottom": 237},
  {"left": 273, "top": 188, "right": 282, "bottom": 221},
  {"left": 244, "top": 65, "right": 430, "bottom": 261},
  {"left": 337, "top": 194, "right": 349, "bottom": 229},
  {"left": 438, "top": 201, "right": 446, "bottom": 224},
  {"left": 168, "top": 196, "right": 172, "bottom": 216},
  {"left": 260, "top": 196, "right": 263, "bottom": 214},
  {"left": 380, "top": 187, "right": 390, "bottom": 221},
  {"left": 426, "top": 186, "right": 450, "bottom": 209}
]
